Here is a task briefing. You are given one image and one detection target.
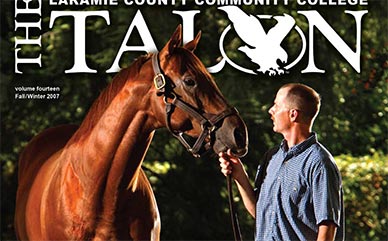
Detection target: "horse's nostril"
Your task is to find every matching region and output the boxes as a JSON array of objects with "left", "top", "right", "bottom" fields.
[
  {"left": 233, "top": 128, "right": 246, "bottom": 147},
  {"left": 231, "top": 127, "right": 248, "bottom": 157}
]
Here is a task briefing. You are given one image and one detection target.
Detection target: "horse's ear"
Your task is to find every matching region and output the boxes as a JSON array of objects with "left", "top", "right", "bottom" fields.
[
  {"left": 183, "top": 31, "right": 201, "bottom": 52},
  {"left": 161, "top": 25, "right": 182, "bottom": 56}
]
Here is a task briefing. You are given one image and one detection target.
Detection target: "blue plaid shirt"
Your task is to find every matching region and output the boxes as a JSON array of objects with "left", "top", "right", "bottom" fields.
[{"left": 254, "top": 133, "right": 344, "bottom": 241}]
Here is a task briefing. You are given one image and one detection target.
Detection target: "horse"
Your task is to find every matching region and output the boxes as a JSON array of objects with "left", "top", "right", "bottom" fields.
[{"left": 14, "top": 25, "right": 248, "bottom": 241}]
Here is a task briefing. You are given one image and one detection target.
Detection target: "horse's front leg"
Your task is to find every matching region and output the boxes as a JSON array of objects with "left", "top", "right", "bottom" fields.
[{"left": 126, "top": 169, "right": 161, "bottom": 241}]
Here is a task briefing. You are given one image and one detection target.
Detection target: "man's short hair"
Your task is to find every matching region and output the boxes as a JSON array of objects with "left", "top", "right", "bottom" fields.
[{"left": 281, "top": 83, "right": 321, "bottom": 123}]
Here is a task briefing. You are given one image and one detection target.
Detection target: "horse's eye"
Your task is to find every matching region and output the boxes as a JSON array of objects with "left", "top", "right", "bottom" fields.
[{"left": 183, "top": 78, "right": 196, "bottom": 87}]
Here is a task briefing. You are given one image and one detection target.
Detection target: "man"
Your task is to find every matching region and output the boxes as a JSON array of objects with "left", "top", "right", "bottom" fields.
[{"left": 219, "top": 83, "right": 344, "bottom": 241}]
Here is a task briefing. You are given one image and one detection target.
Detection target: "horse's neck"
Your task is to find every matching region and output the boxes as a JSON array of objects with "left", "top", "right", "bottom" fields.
[{"left": 65, "top": 68, "right": 156, "bottom": 197}]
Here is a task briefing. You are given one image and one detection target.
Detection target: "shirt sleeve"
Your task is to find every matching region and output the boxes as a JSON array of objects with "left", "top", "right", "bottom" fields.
[{"left": 312, "top": 156, "right": 342, "bottom": 227}]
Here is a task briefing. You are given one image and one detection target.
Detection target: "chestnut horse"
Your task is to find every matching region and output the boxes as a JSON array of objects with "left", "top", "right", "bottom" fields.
[{"left": 15, "top": 25, "right": 248, "bottom": 241}]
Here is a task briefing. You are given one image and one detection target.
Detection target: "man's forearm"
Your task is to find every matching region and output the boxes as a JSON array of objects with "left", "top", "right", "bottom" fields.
[
  {"left": 317, "top": 221, "right": 337, "bottom": 241},
  {"left": 235, "top": 174, "right": 256, "bottom": 218}
]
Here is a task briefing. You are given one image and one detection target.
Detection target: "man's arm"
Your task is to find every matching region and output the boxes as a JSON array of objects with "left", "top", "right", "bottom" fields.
[
  {"left": 317, "top": 221, "right": 337, "bottom": 241},
  {"left": 234, "top": 171, "right": 256, "bottom": 218},
  {"left": 219, "top": 150, "right": 256, "bottom": 218}
]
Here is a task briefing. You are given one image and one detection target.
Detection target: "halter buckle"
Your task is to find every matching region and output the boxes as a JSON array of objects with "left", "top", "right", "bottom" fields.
[{"left": 154, "top": 74, "right": 166, "bottom": 90}]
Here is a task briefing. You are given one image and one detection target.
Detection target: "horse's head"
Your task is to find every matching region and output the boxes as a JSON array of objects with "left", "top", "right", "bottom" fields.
[{"left": 151, "top": 25, "right": 248, "bottom": 157}]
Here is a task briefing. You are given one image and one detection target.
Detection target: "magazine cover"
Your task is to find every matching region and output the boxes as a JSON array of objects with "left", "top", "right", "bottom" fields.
[{"left": 1, "top": 0, "right": 387, "bottom": 240}]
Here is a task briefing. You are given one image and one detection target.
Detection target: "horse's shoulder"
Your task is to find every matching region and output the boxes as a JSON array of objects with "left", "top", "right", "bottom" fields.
[{"left": 18, "top": 124, "right": 79, "bottom": 184}]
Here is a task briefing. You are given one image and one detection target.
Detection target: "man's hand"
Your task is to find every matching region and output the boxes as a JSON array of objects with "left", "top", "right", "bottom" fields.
[{"left": 219, "top": 149, "right": 247, "bottom": 183}]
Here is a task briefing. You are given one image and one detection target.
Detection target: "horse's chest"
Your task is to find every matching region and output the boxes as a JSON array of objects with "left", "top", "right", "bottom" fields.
[{"left": 35, "top": 160, "right": 95, "bottom": 239}]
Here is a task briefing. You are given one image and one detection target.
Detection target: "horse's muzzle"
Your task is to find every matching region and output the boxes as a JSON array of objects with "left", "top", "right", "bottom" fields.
[{"left": 212, "top": 115, "right": 248, "bottom": 157}]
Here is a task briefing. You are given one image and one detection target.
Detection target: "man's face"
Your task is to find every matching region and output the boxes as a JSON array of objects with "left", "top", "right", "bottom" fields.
[{"left": 268, "top": 88, "right": 292, "bottom": 134}]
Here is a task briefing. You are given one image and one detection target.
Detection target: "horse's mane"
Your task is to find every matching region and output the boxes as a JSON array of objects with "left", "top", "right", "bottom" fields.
[
  {"left": 68, "top": 54, "right": 152, "bottom": 144},
  {"left": 67, "top": 49, "right": 219, "bottom": 145}
]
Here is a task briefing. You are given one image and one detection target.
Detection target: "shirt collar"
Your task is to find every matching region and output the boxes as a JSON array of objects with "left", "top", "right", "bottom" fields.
[{"left": 280, "top": 132, "right": 318, "bottom": 158}]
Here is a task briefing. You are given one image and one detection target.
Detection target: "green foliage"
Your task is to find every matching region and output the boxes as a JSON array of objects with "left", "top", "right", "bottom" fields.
[
  {"left": 337, "top": 152, "right": 388, "bottom": 241},
  {"left": 143, "top": 132, "right": 255, "bottom": 240},
  {"left": 1, "top": 0, "right": 387, "bottom": 240}
]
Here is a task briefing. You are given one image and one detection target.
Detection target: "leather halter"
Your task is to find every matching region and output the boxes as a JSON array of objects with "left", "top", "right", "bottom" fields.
[
  {"left": 152, "top": 53, "right": 238, "bottom": 157},
  {"left": 153, "top": 52, "right": 243, "bottom": 241}
]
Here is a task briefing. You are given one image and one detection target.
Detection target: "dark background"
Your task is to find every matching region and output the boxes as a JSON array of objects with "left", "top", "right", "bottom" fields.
[{"left": 1, "top": 1, "right": 387, "bottom": 240}]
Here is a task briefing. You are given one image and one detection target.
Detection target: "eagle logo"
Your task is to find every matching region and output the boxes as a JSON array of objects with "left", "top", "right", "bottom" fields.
[{"left": 219, "top": 6, "right": 296, "bottom": 76}]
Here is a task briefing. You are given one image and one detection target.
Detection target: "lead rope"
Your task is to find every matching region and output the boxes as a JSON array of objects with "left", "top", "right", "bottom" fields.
[{"left": 227, "top": 175, "right": 243, "bottom": 241}]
